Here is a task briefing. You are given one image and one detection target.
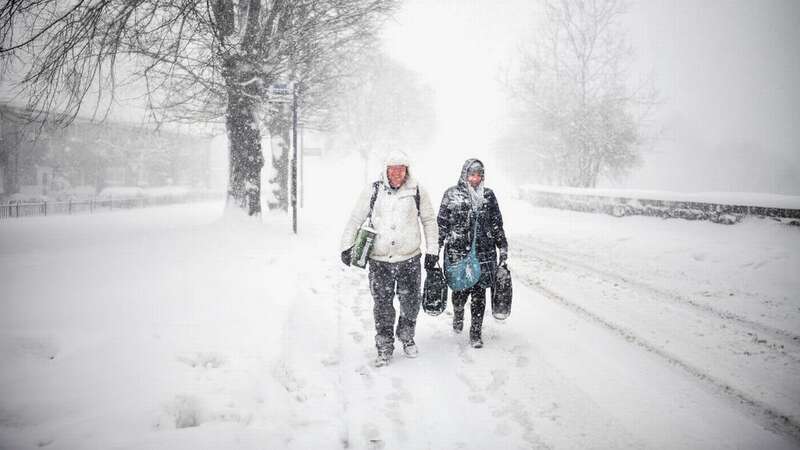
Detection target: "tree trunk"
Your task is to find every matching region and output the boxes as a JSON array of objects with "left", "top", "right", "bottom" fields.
[
  {"left": 267, "top": 111, "right": 290, "bottom": 211},
  {"left": 226, "top": 88, "right": 264, "bottom": 216},
  {"left": 588, "top": 153, "right": 602, "bottom": 188}
]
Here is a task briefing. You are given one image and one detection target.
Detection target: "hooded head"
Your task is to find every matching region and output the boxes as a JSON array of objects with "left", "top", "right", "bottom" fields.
[
  {"left": 459, "top": 158, "right": 484, "bottom": 188},
  {"left": 459, "top": 158, "right": 486, "bottom": 211},
  {"left": 382, "top": 150, "right": 411, "bottom": 189}
]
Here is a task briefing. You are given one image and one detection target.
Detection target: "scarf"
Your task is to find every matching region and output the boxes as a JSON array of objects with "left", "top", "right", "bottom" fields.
[{"left": 467, "top": 181, "right": 485, "bottom": 212}]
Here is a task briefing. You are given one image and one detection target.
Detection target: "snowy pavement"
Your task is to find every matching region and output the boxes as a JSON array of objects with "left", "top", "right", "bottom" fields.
[{"left": 1, "top": 200, "right": 798, "bottom": 449}]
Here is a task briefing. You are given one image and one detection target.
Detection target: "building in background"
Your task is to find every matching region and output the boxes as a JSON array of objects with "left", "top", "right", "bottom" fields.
[{"left": 0, "top": 103, "right": 215, "bottom": 200}]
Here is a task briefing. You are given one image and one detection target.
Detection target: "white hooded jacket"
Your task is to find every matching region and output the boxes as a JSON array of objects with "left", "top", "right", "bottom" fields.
[{"left": 340, "top": 151, "right": 439, "bottom": 263}]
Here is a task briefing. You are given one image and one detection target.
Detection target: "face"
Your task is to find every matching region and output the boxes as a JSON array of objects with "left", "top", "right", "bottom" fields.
[
  {"left": 387, "top": 165, "right": 407, "bottom": 188},
  {"left": 467, "top": 171, "right": 483, "bottom": 188}
]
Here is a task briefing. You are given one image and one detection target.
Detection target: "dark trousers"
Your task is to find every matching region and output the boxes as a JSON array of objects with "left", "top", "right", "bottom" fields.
[
  {"left": 452, "top": 284, "right": 487, "bottom": 339},
  {"left": 368, "top": 255, "right": 421, "bottom": 352}
]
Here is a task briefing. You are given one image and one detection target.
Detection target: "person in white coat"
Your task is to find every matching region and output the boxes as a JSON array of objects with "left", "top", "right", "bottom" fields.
[{"left": 340, "top": 150, "right": 439, "bottom": 367}]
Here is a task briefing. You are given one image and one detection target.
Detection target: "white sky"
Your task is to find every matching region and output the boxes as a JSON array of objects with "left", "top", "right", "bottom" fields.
[
  {"left": 381, "top": 0, "right": 534, "bottom": 159},
  {"left": 381, "top": 0, "right": 800, "bottom": 195}
]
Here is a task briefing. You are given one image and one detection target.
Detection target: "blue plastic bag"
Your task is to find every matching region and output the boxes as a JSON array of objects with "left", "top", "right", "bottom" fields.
[
  {"left": 444, "top": 217, "right": 482, "bottom": 291},
  {"left": 445, "top": 246, "right": 482, "bottom": 291}
]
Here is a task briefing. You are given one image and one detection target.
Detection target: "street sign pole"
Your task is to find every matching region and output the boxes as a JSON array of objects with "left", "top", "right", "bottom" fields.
[
  {"left": 300, "top": 125, "right": 304, "bottom": 209},
  {"left": 268, "top": 81, "right": 299, "bottom": 234},
  {"left": 291, "top": 83, "right": 298, "bottom": 234}
]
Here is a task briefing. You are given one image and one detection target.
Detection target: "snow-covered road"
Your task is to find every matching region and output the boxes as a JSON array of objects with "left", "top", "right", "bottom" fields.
[{"left": 1, "top": 200, "right": 798, "bottom": 449}]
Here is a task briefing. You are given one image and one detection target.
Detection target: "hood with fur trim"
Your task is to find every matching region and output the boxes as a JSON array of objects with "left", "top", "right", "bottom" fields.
[{"left": 380, "top": 150, "right": 413, "bottom": 187}]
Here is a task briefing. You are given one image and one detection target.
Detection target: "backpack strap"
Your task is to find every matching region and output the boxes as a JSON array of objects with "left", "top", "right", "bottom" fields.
[
  {"left": 367, "top": 181, "right": 380, "bottom": 226},
  {"left": 369, "top": 182, "right": 421, "bottom": 224},
  {"left": 469, "top": 210, "right": 479, "bottom": 248},
  {"left": 415, "top": 186, "right": 420, "bottom": 216}
]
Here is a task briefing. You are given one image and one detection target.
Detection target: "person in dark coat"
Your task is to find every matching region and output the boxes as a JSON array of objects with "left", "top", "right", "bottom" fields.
[{"left": 437, "top": 158, "right": 508, "bottom": 348}]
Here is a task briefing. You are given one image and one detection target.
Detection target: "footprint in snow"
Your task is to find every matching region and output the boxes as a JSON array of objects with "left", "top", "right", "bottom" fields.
[
  {"left": 469, "top": 394, "right": 487, "bottom": 403},
  {"left": 494, "top": 421, "right": 512, "bottom": 436},
  {"left": 487, "top": 369, "right": 509, "bottom": 392},
  {"left": 271, "top": 361, "right": 307, "bottom": 402},
  {"left": 457, "top": 342, "right": 475, "bottom": 364},
  {"left": 349, "top": 331, "right": 364, "bottom": 342},
  {"left": 176, "top": 352, "right": 225, "bottom": 369},
  {"left": 509, "top": 344, "right": 531, "bottom": 368},
  {"left": 3, "top": 335, "right": 59, "bottom": 361},
  {"left": 388, "top": 377, "right": 413, "bottom": 404},
  {"left": 157, "top": 395, "right": 204, "bottom": 430},
  {"left": 457, "top": 372, "right": 479, "bottom": 392},
  {"left": 321, "top": 355, "right": 339, "bottom": 367},
  {"left": 362, "top": 423, "right": 384, "bottom": 449},
  {"left": 36, "top": 437, "right": 55, "bottom": 448},
  {"left": 355, "top": 365, "right": 374, "bottom": 387}
]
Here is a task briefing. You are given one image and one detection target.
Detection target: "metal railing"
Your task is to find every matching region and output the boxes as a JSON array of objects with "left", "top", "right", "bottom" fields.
[{"left": 0, "top": 192, "right": 225, "bottom": 220}]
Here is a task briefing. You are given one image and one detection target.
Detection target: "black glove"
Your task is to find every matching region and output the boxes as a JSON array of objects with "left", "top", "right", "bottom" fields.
[
  {"left": 498, "top": 248, "right": 508, "bottom": 266},
  {"left": 341, "top": 248, "right": 352, "bottom": 266},
  {"left": 424, "top": 254, "right": 438, "bottom": 271}
]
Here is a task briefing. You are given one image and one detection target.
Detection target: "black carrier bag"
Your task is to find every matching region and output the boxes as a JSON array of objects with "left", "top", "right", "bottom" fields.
[
  {"left": 422, "top": 266, "right": 448, "bottom": 316},
  {"left": 491, "top": 263, "right": 513, "bottom": 319}
]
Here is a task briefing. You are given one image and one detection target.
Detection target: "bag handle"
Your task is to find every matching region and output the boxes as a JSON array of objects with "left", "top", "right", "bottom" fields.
[{"left": 468, "top": 210, "right": 479, "bottom": 251}]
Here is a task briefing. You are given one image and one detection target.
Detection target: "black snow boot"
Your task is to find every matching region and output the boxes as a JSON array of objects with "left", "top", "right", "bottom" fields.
[
  {"left": 375, "top": 348, "right": 393, "bottom": 367},
  {"left": 469, "top": 333, "right": 484, "bottom": 348},
  {"left": 402, "top": 338, "right": 418, "bottom": 358},
  {"left": 453, "top": 307, "right": 464, "bottom": 333},
  {"left": 469, "top": 293, "right": 486, "bottom": 348}
]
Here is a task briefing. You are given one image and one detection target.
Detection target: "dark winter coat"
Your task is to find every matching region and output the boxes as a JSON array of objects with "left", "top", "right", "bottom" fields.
[{"left": 437, "top": 159, "right": 508, "bottom": 288}]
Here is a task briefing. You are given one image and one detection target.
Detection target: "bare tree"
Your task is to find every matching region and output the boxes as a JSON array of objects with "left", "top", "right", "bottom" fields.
[
  {"left": 0, "top": 0, "right": 396, "bottom": 215},
  {"left": 326, "top": 51, "right": 436, "bottom": 179},
  {"left": 503, "top": 0, "right": 656, "bottom": 188},
  {"left": 262, "top": 38, "right": 373, "bottom": 210}
]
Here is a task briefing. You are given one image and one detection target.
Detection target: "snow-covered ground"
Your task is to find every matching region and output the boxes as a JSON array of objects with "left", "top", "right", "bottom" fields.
[{"left": 1, "top": 177, "right": 799, "bottom": 449}]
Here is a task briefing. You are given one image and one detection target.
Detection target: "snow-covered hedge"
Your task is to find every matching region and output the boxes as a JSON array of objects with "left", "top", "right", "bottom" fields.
[{"left": 519, "top": 185, "right": 800, "bottom": 225}]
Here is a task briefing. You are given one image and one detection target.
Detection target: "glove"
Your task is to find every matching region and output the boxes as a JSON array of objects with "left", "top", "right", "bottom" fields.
[
  {"left": 424, "top": 254, "right": 438, "bottom": 271},
  {"left": 498, "top": 248, "right": 508, "bottom": 266},
  {"left": 341, "top": 248, "right": 352, "bottom": 266}
]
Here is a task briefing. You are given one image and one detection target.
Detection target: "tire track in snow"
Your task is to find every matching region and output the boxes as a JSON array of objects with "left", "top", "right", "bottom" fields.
[
  {"left": 518, "top": 239, "right": 800, "bottom": 349},
  {"left": 512, "top": 258, "right": 800, "bottom": 444}
]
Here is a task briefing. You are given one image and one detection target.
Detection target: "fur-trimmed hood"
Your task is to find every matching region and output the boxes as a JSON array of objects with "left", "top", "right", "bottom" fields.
[{"left": 380, "top": 150, "right": 414, "bottom": 187}]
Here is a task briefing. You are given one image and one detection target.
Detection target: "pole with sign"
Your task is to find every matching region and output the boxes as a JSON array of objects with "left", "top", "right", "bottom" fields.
[
  {"left": 268, "top": 82, "right": 299, "bottom": 234},
  {"left": 291, "top": 83, "right": 298, "bottom": 234}
]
